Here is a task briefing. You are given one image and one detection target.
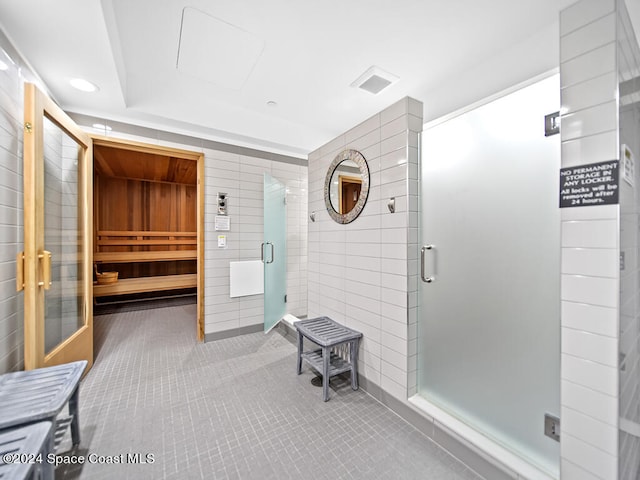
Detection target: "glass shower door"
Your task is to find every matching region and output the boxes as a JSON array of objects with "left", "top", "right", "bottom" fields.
[
  {"left": 263, "top": 173, "right": 286, "bottom": 332},
  {"left": 418, "top": 76, "right": 561, "bottom": 475}
]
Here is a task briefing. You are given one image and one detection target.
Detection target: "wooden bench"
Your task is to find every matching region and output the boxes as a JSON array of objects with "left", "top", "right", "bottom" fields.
[
  {"left": 0, "top": 422, "right": 54, "bottom": 480},
  {"left": 93, "top": 273, "right": 197, "bottom": 297},
  {"left": 295, "top": 317, "right": 362, "bottom": 402},
  {"left": 0, "top": 360, "right": 86, "bottom": 480},
  {"left": 94, "top": 230, "right": 197, "bottom": 297}
]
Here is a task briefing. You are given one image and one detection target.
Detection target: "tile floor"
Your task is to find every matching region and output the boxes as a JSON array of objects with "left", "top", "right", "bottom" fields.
[{"left": 56, "top": 299, "right": 483, "bottom": 479}]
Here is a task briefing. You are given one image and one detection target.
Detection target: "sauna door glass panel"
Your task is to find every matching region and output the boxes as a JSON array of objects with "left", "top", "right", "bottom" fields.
[
  {"left": 42, "top": 116, "right": 84, "bottom": 353},
  {"left": 263, "top": 173, "right": 286, "bottom": 332},
  {"left": 418, "top": 76, "right": 561, "bottom": 475}
]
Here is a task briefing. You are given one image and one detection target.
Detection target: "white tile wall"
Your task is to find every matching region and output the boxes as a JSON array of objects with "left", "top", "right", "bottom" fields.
[
  {"left": 559, "top": 0, "right": 615, "bottom": 36},
  {"left": 561, "top": 379, "right": 618, "bottom": 425},
  {"left": 561, "top": 433, "right": 617, "bottom": 479},
  {"left": 616, "top": 1, "right": 640, "bottom": 478},
  {"left": 560, "top": 13, "right": 616, "bottom": 61},
  {"left": 561, "top": 458, "right": 606, "bottom": 480},
  {"left": 560, "top": 43, "right": 617, "bottom": 89},
  {"left": 562, "top": 301, "right": 618, "bottom": 337},
  {"left": 560, "top": 72, "right": 617, "bottom": 115},
  {"left": 201, "top": 150, "right": 308, "bottom": 334},
  {"left": 559, "top": 0, "right": 623, "bottom": 478},
  {"left": 307, "top": 97, "right": 422, "bottom": 401},
  {"left": 560, "top": 100, "right": 618, "bottom": 141},
  {"left": 0, "top": 34, "right": 28, "bottom": 374}
]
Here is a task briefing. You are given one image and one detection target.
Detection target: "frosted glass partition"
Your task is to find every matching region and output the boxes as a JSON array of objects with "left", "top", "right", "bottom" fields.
[{"left": 418, "top": 76, "right": 561, "bottom": 475}]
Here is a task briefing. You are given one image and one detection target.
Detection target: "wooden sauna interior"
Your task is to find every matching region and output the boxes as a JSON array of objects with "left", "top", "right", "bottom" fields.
[{"left": 92, "top": 144, "right": 198, "bottom": 301}]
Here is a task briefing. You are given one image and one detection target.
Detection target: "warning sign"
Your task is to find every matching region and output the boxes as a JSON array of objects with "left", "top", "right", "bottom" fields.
[{"left": 559, "top": 160, "right": 619, "bottom": 208}]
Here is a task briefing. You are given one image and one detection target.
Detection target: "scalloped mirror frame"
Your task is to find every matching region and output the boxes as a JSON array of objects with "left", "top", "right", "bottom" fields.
[{"left": 324, "top": 149, "right": 370, "bottom": 224}]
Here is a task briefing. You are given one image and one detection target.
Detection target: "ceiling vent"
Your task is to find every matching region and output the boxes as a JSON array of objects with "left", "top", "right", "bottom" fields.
[
  {"left": 176, "top": 7, "right": 264, "bottom": 90},
  {"left": 351, "top": 66, "right": 399, "bottom": 95}
]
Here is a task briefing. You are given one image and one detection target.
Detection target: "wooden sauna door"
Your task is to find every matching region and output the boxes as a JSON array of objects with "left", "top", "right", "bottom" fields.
[{"left": 20, "top": 83, "right": 94, "bottom": 371}]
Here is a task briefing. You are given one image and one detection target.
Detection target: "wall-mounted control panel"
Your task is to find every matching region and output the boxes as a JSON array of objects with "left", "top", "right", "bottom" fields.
[{"left": 217, "top": 192, "right": 228, "bottom": 215}]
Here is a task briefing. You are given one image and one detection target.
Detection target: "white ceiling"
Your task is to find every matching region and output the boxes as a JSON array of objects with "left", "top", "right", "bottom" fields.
[{"left": 1, "top": 0, "right": 634, "bottom": 158}]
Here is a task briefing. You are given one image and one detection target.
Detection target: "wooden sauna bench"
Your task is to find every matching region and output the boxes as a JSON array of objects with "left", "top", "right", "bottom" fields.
[{"left": 93, "top": 230, "right": 197, "bottom": 297}]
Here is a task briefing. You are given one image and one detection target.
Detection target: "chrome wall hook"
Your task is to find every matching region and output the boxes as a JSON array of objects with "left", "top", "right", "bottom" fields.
[{"left": 387, "top": 197, "right": 395, "bottom": 213}]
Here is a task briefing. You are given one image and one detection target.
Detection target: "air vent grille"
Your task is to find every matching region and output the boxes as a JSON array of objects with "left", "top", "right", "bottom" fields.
[{"left": 351, "top": 66, "right": 399, "bottom": 95}]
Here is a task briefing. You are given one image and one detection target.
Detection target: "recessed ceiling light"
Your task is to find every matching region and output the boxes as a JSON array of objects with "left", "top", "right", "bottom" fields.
[
  {"left": 92, "top": 123, "right": 112, "bottom": 132},
  {"left": 0, "top": 60, "right": 8, "bottom": 71},
  {"left": 266, "top": 100, "right": 278, "bottom": 107},
  {"left": 70, "top": 78, "right": 99, "bottom": 92}
]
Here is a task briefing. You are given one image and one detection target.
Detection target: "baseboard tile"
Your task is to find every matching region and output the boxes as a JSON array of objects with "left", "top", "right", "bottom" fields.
[{"left": 204, "top": 324, "right": 263, "bottom": 342}]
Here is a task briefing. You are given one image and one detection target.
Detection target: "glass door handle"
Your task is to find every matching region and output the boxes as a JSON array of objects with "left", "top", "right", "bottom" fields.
[
  {"left": 261, "top": 242, "right": 275, "bottom": 264},
  {"left": 38, "top": 250, "right": 52, "bottom": 290},
  {"left": 421, "top": 245, "right": 435, "bottom": 283},
  {"left": 266, "top": 242, "right": 274, "bottom": 264}
]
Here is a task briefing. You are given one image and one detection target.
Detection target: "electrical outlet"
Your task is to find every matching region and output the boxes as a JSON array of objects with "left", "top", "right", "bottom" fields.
[{"left": 544, "top": 414, "right": 560, "bottom": 442}]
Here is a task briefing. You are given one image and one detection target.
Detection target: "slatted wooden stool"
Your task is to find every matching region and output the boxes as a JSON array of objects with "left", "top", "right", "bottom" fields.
[
  {"left": 295, "top": 317, "right": 363, "bottom": 401},
  {"left": 0, "top": 422, "right": 54, "bottom": 480},
  {"left": 0, "top": 360, "right": 87, "bottom": 455}
]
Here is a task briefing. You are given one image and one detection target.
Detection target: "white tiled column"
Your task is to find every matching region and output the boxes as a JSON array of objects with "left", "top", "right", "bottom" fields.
[
  {"left": 307, "top": 97, "right": 423, "bottom": 398},
  {"left": 559, "top": 1, "right": 620, "bottom": 478},
  {"left": 617, "top": 1, "right": 640, "bottom": 478}
]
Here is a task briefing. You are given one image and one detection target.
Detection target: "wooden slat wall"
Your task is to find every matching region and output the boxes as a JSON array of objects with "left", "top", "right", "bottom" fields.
[
  {"left": 97, "top": 177, "right": 197, "bottom": 234},
  {"left": 95, "top": 176, "right": 197, "bottom": 278}
]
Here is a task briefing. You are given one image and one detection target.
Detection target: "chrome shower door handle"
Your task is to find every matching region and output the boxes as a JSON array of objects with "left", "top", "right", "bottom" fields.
[
  {"left": 266, "top": 242, "right": 274, "bottom": 264},
  {"left": 261, "top": 242, "right": 265, "bottom": 263},
  {"left": 421, "top": 245, "right": 435, "bottom": 283}
]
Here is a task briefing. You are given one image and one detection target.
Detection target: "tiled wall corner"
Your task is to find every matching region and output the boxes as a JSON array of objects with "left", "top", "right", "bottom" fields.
[
  {"left": 559, "top": 0, "right": 620, "bottom": 478},
  {"left": 0, "top": 33, "right": 28, "bottom": 374},
  {"left": 406, "top": 98, "right": 422, "bottom": 398},
  {"left": 307, "top": 97, "right": 422, "bottom": 401},
  {"left": 617, "top": 1, "right": 640, "bottom": 478}
]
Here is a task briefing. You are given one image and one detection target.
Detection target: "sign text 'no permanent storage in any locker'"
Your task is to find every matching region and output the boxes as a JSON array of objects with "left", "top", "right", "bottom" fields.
[{"left": 559, "top": 160, "right": 619, "bottom": 208}]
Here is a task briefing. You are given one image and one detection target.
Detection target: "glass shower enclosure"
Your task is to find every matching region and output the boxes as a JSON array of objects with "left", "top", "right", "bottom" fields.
[{"left": 418, "top": 75, "right": 562, "bottom": 475}]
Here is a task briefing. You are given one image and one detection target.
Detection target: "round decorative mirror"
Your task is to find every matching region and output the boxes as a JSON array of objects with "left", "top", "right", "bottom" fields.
[{"left": 324, "top": 149, "right": 370, "bottom": 224}]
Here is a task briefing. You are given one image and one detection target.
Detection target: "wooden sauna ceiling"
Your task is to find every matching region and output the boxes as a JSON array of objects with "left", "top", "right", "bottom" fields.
[{"left": 94, "top": 145, "right": 197, "bottom": 185}]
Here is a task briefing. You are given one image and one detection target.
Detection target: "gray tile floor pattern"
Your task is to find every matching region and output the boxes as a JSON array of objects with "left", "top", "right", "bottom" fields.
[{"left": 56, "top": 301, "right": 484, "bottom": 480}]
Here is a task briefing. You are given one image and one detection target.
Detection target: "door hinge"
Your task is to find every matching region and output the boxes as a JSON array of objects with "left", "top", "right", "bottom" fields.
[
  {"left": 544, "top": 111, "right": 560, "bottom": 137},
  {"left": 16, "top": 251, "right": 24, "bottom": 291},
  {"left": 544, "top": 413, "right": 560, "bottom": 442}
]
